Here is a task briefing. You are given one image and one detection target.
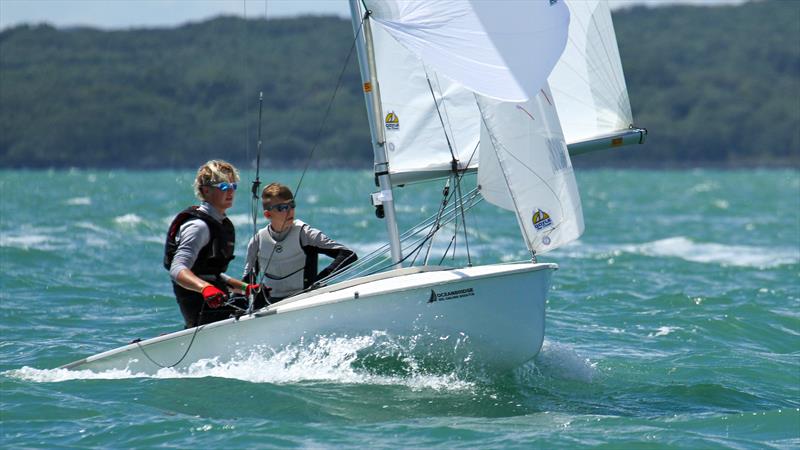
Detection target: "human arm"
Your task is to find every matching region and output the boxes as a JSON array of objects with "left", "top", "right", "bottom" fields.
[
  {"left": 300, "top": 226, "right": 358, "bottom": 280},
  {"left": 170, "top": 219, "right": 214, "bottom": 293},
  {"left": 241, "top": 234, "right": 259, "bottom": 284}
]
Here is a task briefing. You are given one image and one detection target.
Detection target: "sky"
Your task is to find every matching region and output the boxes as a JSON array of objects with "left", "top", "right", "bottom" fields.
[{"left": 0, "top": 0, "right": 749, "bottom": 30}]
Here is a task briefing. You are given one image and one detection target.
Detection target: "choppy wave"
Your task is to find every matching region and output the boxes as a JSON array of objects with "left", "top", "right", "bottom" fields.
[
  {"left": 559, "top": 237, "right": 799, "bottom": 268},
  {"left": 624, "top": 237, "right": 799, "bottom": 268},
  {"left": 65, "top": 196, "right": 92, "bottom": 205},
  {"left": 113, "top": 213, "right": 143, "bottom": 225}
]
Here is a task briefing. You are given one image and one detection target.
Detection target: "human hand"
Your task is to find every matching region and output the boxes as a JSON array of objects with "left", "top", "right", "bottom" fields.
[
  {"left": 201, "top": 285, "right": 227, "bottom": 309},
  {"left": 244, "top": 284, "right": 261, "bottom": 296}
]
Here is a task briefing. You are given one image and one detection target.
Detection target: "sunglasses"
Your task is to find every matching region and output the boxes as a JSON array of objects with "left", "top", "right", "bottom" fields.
[
  {"left": 266, "top": 200, "right": 296, "bottom": 212},
  {"left": 206, "top": 182, "right": 237, "bottom": 191}
]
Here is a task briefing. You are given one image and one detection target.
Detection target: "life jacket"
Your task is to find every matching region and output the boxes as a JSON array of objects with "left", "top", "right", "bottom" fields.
[
  {"left": 254, "top": 220, "right": 308, "bottom": 299},
  {"left": 163, "top": 206, "right": 235, "bottom": 276}
]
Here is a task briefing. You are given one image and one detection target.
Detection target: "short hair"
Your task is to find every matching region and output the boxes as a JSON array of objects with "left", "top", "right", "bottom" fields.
[
  {"left": 261, "top": 182, "right": 293, "bottom": 210},
  {"left": 193, "top": 160, "right": 240, "bottom": 200}
]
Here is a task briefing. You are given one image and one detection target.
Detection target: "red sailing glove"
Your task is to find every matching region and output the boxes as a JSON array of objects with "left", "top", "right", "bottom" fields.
[
  {"left": 244, "top": 284, "right": 261, "bottom": 296},
  {"left": 201, "top": 285, "right": 226, "bottom": 309},
  {"left": 244, "top": 284, "right": 273, "bottom": 297}
]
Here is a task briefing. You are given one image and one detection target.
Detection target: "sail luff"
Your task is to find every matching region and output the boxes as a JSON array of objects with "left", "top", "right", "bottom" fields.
[{"left": 349, "top": 0, "right": 403, "bottom": 265}]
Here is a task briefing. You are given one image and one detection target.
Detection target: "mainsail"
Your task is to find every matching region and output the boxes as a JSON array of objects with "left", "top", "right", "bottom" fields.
[{"left": 363, "top": 0, "right": 571, "bottom": 185}]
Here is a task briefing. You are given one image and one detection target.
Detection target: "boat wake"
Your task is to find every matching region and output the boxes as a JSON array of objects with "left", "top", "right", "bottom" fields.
[
  {"left": 525, "top": 340, "right": 597, "bottom": 383},
  {"left": 6, "top": 331, "right": 477, "bottom": 392},
  {"left": 8, "top": 336, "right": 596, "bottom": 394}
]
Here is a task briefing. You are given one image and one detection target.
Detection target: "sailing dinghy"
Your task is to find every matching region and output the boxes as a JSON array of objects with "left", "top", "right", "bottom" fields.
[{"left": 63, "top": 0, "right": 643, "bottom": 374}]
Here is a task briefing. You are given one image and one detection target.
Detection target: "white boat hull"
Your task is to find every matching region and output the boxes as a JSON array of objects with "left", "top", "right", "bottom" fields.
[{"left": 63, "top": 262, "right": 556, "bottom": 374}]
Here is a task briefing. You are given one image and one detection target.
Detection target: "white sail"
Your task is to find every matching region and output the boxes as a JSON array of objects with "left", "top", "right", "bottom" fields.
[
  {"left": 477, "top": 84, "right": 584, "bottom": 254},
  {"left": 363, "top": 0, "right": 571, "bottom": 184},
  {"left": 366, "top": 0, "right": 570, "bottom": 102},
  {"left": 371, "top": 24, "right": 481, "bottom": 183},
  {"left": 548, "top": 0, "right": 633, "bottom": 144}
]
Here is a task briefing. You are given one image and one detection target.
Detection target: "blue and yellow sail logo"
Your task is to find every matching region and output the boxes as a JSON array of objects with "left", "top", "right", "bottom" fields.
[
  {"left": 532, "top": 209, "right": 553, "bottom": 230},
  {"left": 385, "top": 111, "right": 399, "bottom": 130}
]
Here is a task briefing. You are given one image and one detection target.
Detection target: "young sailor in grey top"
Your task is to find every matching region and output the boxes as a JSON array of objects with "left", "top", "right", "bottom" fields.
[
  {"left": 243, "top": 182, "right": 357, "bottom": 301},
  {"left": 163, "top": 160, "right": 262, "bottom": 328}
]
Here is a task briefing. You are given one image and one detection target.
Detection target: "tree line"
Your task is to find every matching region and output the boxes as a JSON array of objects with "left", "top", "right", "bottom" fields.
[{"left": 0, "top": 0, "right": 797, "bottom": 169}]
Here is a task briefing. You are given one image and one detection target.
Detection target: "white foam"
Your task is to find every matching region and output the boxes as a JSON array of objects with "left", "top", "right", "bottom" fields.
[
  {"left": 227, "top": 213, "right": 253, "bottom": 227},
  {"left": 649, "top": 326, "right": 679, "bottom": 337},
  {"left": 6, "top": 332, "right": 475, "bottom": 392},
  {"left": 310, "top": 207, "right": 366, "bottom": 216},
  {"left": 527, "top": 340, "right": 597, "bottom": 383},
  {"left": 65, "top": 197, "right": 91, "bottom": 206},
  {"left": 623, "top": 236, "right": 799, "bottom": 268},
  {"left": 114, "top": 214, "right": 142, "bottom": 225},
  {"left": 0, "top": 233, "right": 66, "bottom": 251}
]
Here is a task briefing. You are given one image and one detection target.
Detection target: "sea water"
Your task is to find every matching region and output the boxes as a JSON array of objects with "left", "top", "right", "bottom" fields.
[{"left": 1, "top": 169, "right": 798, "bottom": 448}]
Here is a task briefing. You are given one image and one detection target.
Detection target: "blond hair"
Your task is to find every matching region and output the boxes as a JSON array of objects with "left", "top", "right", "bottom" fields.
[
  {"left": 261, "top": 182, "right": 293, "bottom": 210},
  {"left": 193, "top": 160, "right": 240, "bottom": 200}
]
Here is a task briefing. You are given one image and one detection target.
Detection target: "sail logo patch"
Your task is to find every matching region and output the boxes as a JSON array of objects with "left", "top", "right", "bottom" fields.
[
  {"left": 550, "top": 0, "right": 559, "bottom": 5},
  {"left": 532, "top": 209, "right": 553, "bottom": 230},
  {"left": 385, "top": 111, "right": 399, "bottom": 130},
  {"left": 428, "top": 287, "right": 474, "bottom": 303}
]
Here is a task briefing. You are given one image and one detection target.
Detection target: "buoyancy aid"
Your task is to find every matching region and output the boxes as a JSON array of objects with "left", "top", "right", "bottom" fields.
[
  {"left": 255, "top": 220, "right": 308, "bottom": 299},
  {"left": 164, "top": 206, "right": 237, "bottom": 328},
  {"left": 163, "top": 206, "right": 235, "bottom": 275}
]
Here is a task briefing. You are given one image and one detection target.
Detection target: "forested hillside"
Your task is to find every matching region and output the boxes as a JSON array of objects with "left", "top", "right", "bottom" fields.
[{"left": 0, "top": 0, "right": 797, "bottom": 168}]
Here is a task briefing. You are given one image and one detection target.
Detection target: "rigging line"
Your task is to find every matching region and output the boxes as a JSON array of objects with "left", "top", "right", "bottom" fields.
[
  {"left": 326, "top": 184, "right": 482, "bottom": 276},
  {"left": 438, "top": 234, "right": 457, "bottom": 266},
  {"left": 475, "top": 97, "right": 536, "bottom": 255},
  {"left": 424, "top": 140, "right": 478, "bottom": 265},
  {"left": 241, "top": 0, "right": 251, "bottom": 164},
  {"left": 424, "top": 70, "right": 458, "bottom": 163},
  {"left": 255, "top": 12, "right": 363, "bottom": 291},
  {"left": 431, "top": 71, "right": 461, "bottom": 153},
  {"left": 420, "top": 179, "right": 451, "bottom": 266},
  {"left": 423, "top": 69, "right": 469, "bottom": 264},
  {"left": 454, "top": 171, "right": 472, "bottom": 265},
  {"left": 293, "top": 14, "right": 364, "bottom": 199},
  {"left": 326, "top": 189, "right": 483, "bottom": 282},
  {"left": 476, "top": 98, "right": 570, "bottom": 249},
  {"left": 135, "top": 303, "right": 206, "bottom": 369}
]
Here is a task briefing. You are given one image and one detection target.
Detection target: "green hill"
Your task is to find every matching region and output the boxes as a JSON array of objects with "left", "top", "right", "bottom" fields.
[{"left": 0, "top": 0, "right": 797, "bottom": 169}]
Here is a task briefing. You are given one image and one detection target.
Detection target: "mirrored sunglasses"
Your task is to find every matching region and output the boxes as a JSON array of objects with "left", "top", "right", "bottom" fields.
[
  {"left": 207, "top": 182, "right": 237, "bottom": 191},
  {"left": 266, "top": 200, "right": 296, "bottom": 212}
]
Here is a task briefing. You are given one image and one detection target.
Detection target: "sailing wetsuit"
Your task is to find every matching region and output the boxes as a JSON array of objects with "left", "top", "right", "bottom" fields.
[
  {"left": 165, "top": 202, "right": 265, "bottom": 328},
  {"left": 242, "top": 219, "right": 357, "bottom": 301}
]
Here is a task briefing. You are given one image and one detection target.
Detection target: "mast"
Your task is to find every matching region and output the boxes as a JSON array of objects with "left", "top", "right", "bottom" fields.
[{"left": 349, "top": 0, "right": 403, "bottom": 267}]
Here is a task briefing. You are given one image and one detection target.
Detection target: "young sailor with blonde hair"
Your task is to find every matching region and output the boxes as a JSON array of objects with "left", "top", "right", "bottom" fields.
[
  {"left": 164, "top": 160, "right": 264, "bottom": 328},
  {"left": 243, "top": 182, "right": 357, "bottom": 302}
]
